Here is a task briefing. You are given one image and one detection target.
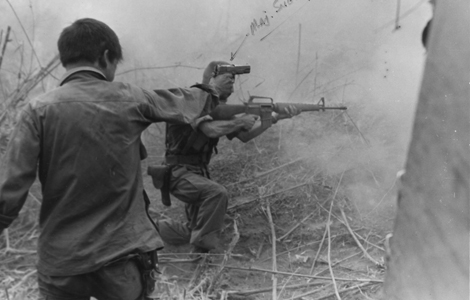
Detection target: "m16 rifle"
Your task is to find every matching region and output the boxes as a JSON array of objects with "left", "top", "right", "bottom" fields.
[
  {"left": 148, "top": 66, "right": 346, "bottom": 206},
  {"left": 210, "top": 96, "right": 347, "bottom": 128}
]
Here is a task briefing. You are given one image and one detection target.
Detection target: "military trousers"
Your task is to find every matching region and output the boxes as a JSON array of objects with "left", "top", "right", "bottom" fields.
[
  {"left": 38, "top": 255, "right": 148, "bottom": 300},
  {"left": 157, "top": 164, "right": 228, "bottom": 251}
]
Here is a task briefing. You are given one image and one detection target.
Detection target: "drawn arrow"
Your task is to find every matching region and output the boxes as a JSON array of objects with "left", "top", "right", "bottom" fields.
[{"left": 230, "top": 34, "right": 249, "bottom": 61}]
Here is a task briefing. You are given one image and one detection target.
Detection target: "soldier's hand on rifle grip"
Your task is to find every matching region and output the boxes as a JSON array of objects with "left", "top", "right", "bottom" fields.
[{"left": 237, "top": 114, "right": 258, "bottom": 131}]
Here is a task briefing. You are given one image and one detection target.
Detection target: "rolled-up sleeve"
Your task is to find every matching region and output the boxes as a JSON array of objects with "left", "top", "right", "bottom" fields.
[
  {"left": 142, "top": 87, "right": 211, "bottom": 130},
  {"left": 0, "top": 108, "right": 40, "bottom": 232}
]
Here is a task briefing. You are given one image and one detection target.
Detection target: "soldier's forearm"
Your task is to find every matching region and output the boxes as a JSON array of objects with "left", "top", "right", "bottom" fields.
[
  {"left": 235, "top": 120, "right": 268, "bottom": 143},
  {"left": 198, "top": 119, "right": 246, "bottom": 138}
]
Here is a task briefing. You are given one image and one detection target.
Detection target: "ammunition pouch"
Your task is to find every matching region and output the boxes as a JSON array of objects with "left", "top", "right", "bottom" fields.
[
  {"left": 147, "top": 165, "right": 173, "bottom": 207},
  {"left": 135, "top": 250, "right": 160, "bottom": 299}
]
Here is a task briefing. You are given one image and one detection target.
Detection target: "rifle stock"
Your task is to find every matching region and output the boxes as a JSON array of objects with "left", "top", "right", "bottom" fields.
[
  {"left": 210, "top": 104, "right": 246, "bottom": 120},
  {"left": 273, "top": 102, "right": 347, "bottom": 113}
]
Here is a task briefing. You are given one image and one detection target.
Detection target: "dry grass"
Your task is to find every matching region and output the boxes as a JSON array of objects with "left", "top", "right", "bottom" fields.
[
  {"left": 0, "top": 18, "right": 397, "bottom": 300},
  {"left": 140, "top": 115, "right": 391, "bottom": 299},
  {"left": 0, "top": 80, "right": 393, "bottom": 299},
  {"left": 1, "top": 86, "right": 394, "bottom": 300},
  {"left": 0, "top": 16, "right": 60, "bottom": 299}
]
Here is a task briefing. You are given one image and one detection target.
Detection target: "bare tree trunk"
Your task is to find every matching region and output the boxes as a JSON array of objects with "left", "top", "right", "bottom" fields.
[{"left": 383, "top": 1, "right": 469, "bottom": 300}]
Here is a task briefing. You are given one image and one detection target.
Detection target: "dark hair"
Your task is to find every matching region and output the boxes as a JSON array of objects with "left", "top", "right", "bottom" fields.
[{"left": 58, "top": 18, "right": 123, "bottom": 67}]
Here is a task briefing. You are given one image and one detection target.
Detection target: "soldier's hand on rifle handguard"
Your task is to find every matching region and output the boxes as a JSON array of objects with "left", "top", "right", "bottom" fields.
[{"left": 272, "top": 105, "right": 301, "bottom": 124}]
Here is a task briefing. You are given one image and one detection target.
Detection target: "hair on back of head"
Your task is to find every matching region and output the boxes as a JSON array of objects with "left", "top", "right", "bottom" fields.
[{"left": 58, "top": 18, "right": 123, "bottom": 67}]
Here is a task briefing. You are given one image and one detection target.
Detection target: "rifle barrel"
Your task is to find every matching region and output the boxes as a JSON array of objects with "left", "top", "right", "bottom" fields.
[{"left": 274, "top": 102, "right": 347, "bottom": 113}]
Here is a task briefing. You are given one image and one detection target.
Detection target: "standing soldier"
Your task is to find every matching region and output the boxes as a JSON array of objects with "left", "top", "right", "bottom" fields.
[{"left": 0, "top": 18, "right": 214, "bottom": 300}]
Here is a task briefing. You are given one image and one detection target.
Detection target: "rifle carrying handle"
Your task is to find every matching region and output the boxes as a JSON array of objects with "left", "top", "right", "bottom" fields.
[{"left": 248, "top": 95, "right": 274, "bottom": 103}]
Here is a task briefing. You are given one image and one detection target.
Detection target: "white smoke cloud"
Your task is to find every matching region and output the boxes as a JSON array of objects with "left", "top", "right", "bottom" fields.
[{"left": 1, "top": 0, "right": 433, "bottom": 227}]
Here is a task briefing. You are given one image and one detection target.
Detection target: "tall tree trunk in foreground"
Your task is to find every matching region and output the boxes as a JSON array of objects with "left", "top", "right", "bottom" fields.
[{"left": 383, "top": 1, "right": 469, "bottom": 299}]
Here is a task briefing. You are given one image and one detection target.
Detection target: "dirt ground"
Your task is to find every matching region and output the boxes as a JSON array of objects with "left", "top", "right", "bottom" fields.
[{"left": 0, "top": 114, "right": 396, "bottom": 299}]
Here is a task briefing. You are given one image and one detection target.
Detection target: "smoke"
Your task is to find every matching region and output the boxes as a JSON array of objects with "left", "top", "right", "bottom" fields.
[{"left": 1, "top": 0, "right": 432, "bottom": 229}]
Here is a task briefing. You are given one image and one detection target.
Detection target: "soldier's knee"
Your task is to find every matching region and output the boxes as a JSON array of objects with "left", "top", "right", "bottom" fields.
[
  {"left": 157, "top": 219, "right": 191, "bottom": 245},
  {"left": 213, "top": 184, "right": 228, "bottom": 200},
  {"left": 202, "top": 183, "right": 228, "bottom": 208}
]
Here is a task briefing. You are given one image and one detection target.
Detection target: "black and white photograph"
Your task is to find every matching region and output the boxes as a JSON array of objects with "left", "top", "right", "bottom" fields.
[{"left": 0, "top": 1, "right": 467, "bottom": 299}]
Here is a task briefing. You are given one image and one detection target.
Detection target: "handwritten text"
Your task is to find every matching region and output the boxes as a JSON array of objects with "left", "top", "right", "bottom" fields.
[
  {"left": 250, "top": 14, "right": 271, "bottom": 36},
  {"left": 273, "top": 0, "right": 297, "bottom": 13}
]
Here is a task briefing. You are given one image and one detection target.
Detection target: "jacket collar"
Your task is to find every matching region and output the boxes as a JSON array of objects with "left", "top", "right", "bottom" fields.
[{"left": 59, "top": 67, "right": 107, "bottom": 86}]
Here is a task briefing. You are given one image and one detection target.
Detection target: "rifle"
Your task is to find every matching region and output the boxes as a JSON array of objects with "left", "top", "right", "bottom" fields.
[{"left": 210, "top": 96, "right": 347, "bottom": 128}]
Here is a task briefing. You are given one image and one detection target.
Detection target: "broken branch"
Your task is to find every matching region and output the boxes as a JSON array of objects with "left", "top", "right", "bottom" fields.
[
  {"left": 278, "top": 210, "right": 316, "bottom": 241},
  {"left": 339, "top": 207, "right": 381, "bottom": 266},
  {"left": 327, "top": 201, "right": 342, "bottom": 300},
  {"left": 0, "top": 26, "right": 11, "bottom": 71},
  {"left": 228, "top": 182, "right": 309, "bottom": 210},
  {"left": 309, "top": 222, "right": 328, "bottom": 275},
  {"left": 205, "top": 263, "right": 383, "bottom": 283},
  {"left": 265, "top": 203, "right": 278, "bottom": 300},
  {"left": 228, "top": 282, "right": 324, "bottom": 297}
]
